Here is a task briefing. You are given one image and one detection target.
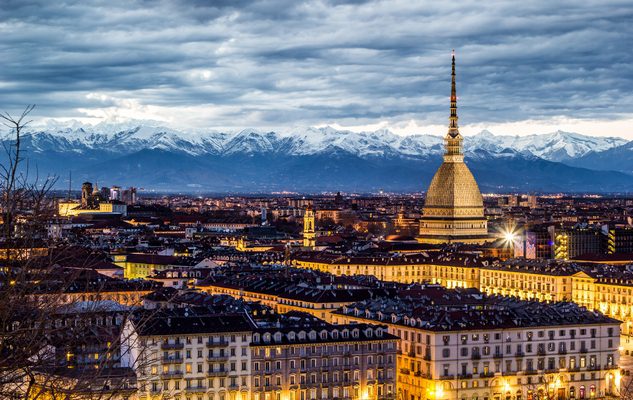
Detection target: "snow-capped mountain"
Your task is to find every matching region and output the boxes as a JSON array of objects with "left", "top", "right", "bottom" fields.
[
  {"left": 2, "top": 122, "right": 631, "bottom": 192},
  {"left": 464, "top": 130, "right": 628, "bottom": 161},
  {"left": 14, "top": 123, "right": 626, "bottom": 161}
]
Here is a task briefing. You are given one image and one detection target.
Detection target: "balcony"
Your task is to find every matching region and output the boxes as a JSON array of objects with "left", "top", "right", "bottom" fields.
[
  {"left": 206, "top": 339, "right": 229, "bottom": 348},
  {"left": 161, "top": 371, "right": 184, "bottom": 379},
  {"left": 493, "top": 353, "right": 503, "bottom": 359},
  {"left": 207, "top": 370, "right": 227, "bottom": 377},
  {"left": 480, "top": 372, "right": 494, "bottom": 378},
  {"left": 423, "top": 354, "right": 432, "bottom": 361},
  {"left": 580, "top": 348, "right": 588, "bottom": 353},
  {"left": 537, "top": 349, "right": 546, "bottom": 356},
  {"left": 161, "top": 342, "right": 184, "bottom": 350},
  {"left": 458, "top": 373, "right": 473, "bottom": 379},
  {"left": 558, "top": 349, "right": 568, "bottom": 355},
  {"left": 439, "top": 375, "right": 454, "bottom": 380},
  {"left": 186, "top": 386, "right": 207, "bottom": 393},
  {"left": 162, "top": 356, "right": 183, "bottom": 364},
  {"left": 587, "top": 364, "right": 601, "bottom": 371},
  {"left": 399, "top": 368, "right": 410, "bottom": 375},
  {"left": 208, "top": 355, "right": 230, "bottom": 362},
  {"left": 471, "top": 353, "right": 481, "bottom": 360},
  {"left": 515, "top": 351, "right": 525, "bottom": 357},
  {"left": 524, "top": 369, "right": 538, "bottom": 375}
]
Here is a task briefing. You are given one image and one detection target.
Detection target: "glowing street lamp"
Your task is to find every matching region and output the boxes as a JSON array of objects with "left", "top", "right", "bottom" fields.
[{"left": 503, "top": 231, "right": 517, "bottom": 243}]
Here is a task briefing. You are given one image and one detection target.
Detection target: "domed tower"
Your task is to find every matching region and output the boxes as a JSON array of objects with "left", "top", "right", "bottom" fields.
[{"left": 417, "top": 52, "right": 489, "bottom": 244}]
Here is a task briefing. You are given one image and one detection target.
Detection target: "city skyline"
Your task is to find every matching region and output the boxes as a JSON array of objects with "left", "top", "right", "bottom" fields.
[
  {"left": 1, "top": 2, "right": 632, "bottom": 399},
  {"left": 2, "top": 1, "right": 632, "bottom": 137}
]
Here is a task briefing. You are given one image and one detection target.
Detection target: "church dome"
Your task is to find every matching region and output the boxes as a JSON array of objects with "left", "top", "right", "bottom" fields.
[{"left": 424, "top": 161, "right": 484, "bottom": 217}]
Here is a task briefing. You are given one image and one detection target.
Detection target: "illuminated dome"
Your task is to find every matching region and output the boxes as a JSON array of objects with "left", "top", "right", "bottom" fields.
[
  {"left": 424, "top": 161, "right": 484, "bottom": 218},
  {"left": 417, "top": 52, "right": 489, "bottom": 244}
]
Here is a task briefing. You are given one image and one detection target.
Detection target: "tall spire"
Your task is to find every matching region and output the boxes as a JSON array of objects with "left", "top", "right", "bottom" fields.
[
  {"left": 448, "top": 49, "right": 459, "bottom": 137},
  {"left": 444, "top": 50, "right": 463, "bottom": 160}
]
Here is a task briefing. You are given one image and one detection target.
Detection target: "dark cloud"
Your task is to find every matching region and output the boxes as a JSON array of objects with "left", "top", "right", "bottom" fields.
[{"left": 0, "top": 0, "right": 631, "bottom": 130}]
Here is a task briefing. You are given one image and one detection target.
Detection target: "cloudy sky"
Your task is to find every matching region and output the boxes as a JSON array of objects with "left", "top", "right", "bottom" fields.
[{"left": 1, "top": 0, "right": 632, "bottom": 137}]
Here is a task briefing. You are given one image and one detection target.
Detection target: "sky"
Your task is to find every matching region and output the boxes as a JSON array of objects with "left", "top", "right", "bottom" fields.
[{"left": 1, "top": 0, "right": 632, "bottom": 138}]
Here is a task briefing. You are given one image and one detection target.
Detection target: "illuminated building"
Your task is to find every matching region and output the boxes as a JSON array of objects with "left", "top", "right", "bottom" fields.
[
  {"left": 293, "top": 252, "right": 482, "bottom": 289},
  {"left": 418, "top": 53, "right": 488, "bottom": 244},
  {"left": 250, "top": 317, "right": 397, "bottom": 400},
  {"left": 121, "top": 311, "right": 253, "bottom": 400},
  {"left": 553, "top": 227, "right": 602, "bottom": 260},
  {"left": 121, "top": 308, "right": 397, "bottom": 400},
  {"left": 113, "top": 253, "right": 197, "bottom": 279},
  {"left": 58, "top": 181, "right": 129, "bottom": 217},
  {"left": 594, "top": 277, "right": 633, "bottom": 336},
  {"left": 605, "top": 226, "right": 633, "bottom": 254},
  {"left": 58, "top": 200, "right": 128, "bottom": 217},
  {"left": 294, "top": 251, "right": 633, "bottom": 336},
  {"left": 479, "top": 262, "right": 576, "bottom": 302},
  {"left": 334, "top": 291, "right": 621, "bottom": 400},
  {"left": 303, "top": 205, "right": 316, "bottom": 249}
]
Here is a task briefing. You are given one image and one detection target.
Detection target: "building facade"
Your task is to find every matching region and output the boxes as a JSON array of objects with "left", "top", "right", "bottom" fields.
[
  {"left": 250, "top": 321, "right": 398, "bottom": 400},
  {"left": 333, "top": 295, "right": 621, "bottom": 400}
]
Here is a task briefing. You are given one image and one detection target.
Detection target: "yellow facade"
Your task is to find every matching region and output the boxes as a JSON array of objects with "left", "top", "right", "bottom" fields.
[
  {"left": 294, "top": 258, "right": 478, "bottom": 288},
  {"left": 113, "top": 256, "right": 175, "bottom": 280},
  {"left": 58, "top": 201, "right": 127, "bottom": 216},
  {"left": 303, "top": 207, "right": 316, "bottom": 248},
  {"left": 571, "top": 272, "right": 596, "bottom": 310},
  {"left": 595, "top": 280, "right": 633, "bottom": 335},
  {"left": 479, "top": 269, "right": 572, "bottom": 302},
  {"left": 294, "top": 256, "right": 633, "bottom": 336}
]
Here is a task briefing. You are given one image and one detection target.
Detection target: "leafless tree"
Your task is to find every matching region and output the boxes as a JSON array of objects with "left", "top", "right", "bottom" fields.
[{"left": 0, "top": 106, "right": 167, "bottom": 399}]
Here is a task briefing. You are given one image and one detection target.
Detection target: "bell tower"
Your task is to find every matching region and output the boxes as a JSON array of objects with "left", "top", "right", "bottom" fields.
[{"left": 303, "top": 205, "right": 316, "bottom": 248}]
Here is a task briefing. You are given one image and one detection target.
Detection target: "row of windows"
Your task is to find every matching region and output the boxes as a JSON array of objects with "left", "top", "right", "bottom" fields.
[{"left": 253, "top": 354, "right": 393, "bottom": 371}]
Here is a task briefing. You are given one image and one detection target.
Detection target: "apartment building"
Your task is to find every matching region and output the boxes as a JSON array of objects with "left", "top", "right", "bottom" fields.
[
  {"left": 250, "top": 313, "right": 398, "bottom": 400},
  {"left": 121, "top": 311, "right": 253, "bottom": 400},
  {"left": 332, "top": 290, "right": 621, "bottom": 400}
]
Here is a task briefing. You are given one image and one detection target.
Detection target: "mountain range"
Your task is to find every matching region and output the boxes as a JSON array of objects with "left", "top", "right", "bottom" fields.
[{"left": 2, "top": 122, "right": 632, "bottom": 193}]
